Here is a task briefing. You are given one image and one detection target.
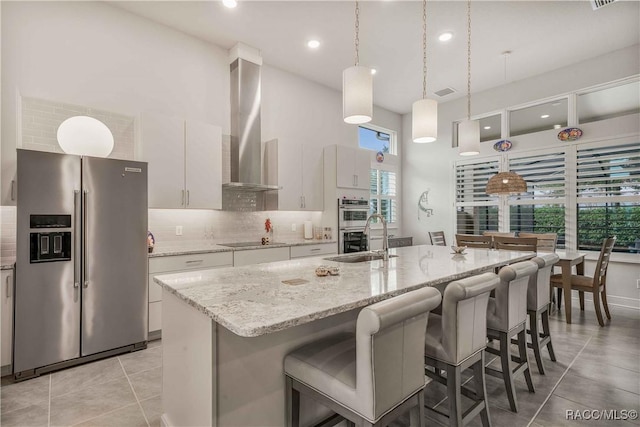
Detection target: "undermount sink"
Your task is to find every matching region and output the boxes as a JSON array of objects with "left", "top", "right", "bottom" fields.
[{"left": 324, "top": 253, "right": 399, "bottom": 263}]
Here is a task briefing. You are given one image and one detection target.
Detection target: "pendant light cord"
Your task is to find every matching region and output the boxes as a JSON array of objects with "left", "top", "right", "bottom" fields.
[
  {"left": 466, "top": 0, "right": 472, "bottom": 120},
  {"left": 354, "top": 1, "right": 360, "bottom": 66},
  {"left": 422, "top": 0, "right": 427, "bottom": 99}
]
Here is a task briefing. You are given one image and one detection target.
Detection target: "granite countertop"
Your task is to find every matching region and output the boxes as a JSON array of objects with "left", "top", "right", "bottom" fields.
[
  {"left": 149, "top": 239, "right": 337, "bottom": 257},
  {"left": 154, "top": 245, "right": 534, "bottom": 338}
]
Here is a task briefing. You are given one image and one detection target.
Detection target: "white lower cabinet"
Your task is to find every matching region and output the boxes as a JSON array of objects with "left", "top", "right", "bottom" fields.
[
  {"left": 290, "top": 243, "right": 337, "bottom": 259},
  {"left": 1, "top": 269, "right": 14, "bottom": 373},
  {"left": 233, "top": 247, "right": 290, "bottom": 267},
  {"left": 148, "top": 252, "right": 233, "bottom": 336}
]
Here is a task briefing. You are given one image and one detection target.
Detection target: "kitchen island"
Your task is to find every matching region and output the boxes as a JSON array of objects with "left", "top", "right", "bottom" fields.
[{"left": 155, "top": 245, "right": 534, "bottom": 427}]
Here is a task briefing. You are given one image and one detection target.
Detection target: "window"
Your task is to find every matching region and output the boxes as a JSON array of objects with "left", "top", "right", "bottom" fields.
[
  {"left": 508, "top": 150, "right": 567, "bottom": 247},
  {"left": 509, "top": 98, "right": 568, "bottom": 136},
  {"left": 370, "top": 167, "right": 397, "bottom": 225},
  {"left": 455, "top": 159, "right": 500, "bottom": 234},
  {"left": 578, "top": 81, "right": 640, "bottom": 124},
  {"left": 577, "top": 142, "right": 640, "bottom": 252},
  {"left": 358, "top": 125, "right": 396, "bottom": 155}
]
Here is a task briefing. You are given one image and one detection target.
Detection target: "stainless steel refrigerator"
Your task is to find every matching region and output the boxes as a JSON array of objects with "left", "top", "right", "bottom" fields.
[{"left": 14, "top": 149, "right": 148, "bottom": 380}]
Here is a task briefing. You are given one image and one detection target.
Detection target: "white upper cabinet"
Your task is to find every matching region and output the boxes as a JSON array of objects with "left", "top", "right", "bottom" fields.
[
  {"left": 268, "top": 140, "right": 323, "bottom": 211},
  {"left": 335, "top": 146, "right": 371, "bottom": 190},
  {"left": 141, "top": 112, "right": 222, "bottom": 209}
]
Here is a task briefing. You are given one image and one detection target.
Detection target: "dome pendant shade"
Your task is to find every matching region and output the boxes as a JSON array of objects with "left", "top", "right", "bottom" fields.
[
  {"left": 486, "top": 171, "right": 527, "bottom": 195},
  {"left": 57, "top": 116, "right": 114, "bottom": 157},
  {"left": 412, "top": 98, "right": 438, "bottom": 143},
  {"left": 343, "top": 65, "right": 373, "bottom": 124},
  {"left": 458, "top": 119, "right": 480, "bottom": 156}
]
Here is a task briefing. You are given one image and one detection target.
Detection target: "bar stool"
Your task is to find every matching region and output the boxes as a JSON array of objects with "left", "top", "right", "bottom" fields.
[
  {"left": 485, "top": 261, "right": 538, "bottom": 413},
  {"left": 284, "top": 287, "right": 442, "bottom": 427},
  {"left": 526, "top": 253, "right": 559, "bottom": 375},
  {"left": 424, "top": 272, "right": 499, "bottom": 427}
]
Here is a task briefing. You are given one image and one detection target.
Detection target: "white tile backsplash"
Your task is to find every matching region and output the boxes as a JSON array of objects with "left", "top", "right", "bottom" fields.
[{"left": 1, "top": 206, "right": 17, "bottom": 263}]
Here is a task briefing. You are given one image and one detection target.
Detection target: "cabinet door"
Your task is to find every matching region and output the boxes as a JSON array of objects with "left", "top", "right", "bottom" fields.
[
  {"left": 1, "top": 270, "right": 13, "bottom": 369},
  {"left": 355, "top": 150, "right": 372, "bottom": 191},
  {"left": 336, "top": 146, "right": 357, "bottom": 188},
  {"left": 277, "top": 143, "right": 304, "bottom": 210},
  {"left": 140, "top": 112, "right": 185, "bottom": 208},
  {"left": 185, "top": 120, "right": 222, "bottom": 209},
  {"left": 302, "top": 145, "right": 324, "bottom": 210}
]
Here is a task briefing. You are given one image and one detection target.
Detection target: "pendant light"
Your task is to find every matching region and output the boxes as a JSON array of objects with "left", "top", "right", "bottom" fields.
[
  {"left": 459, "top": 0, "right": 480, "bottom": 156},
  {"left": 57, "top": 116, "right": 114, "bottom": 158},
  {"left": 486, "top": 171, "right": 527, "bottom": 195},
  {"left": 412, "top": 0, "right": 438, "bottom": 143},
  {"left": 343, "top": 0, "right": 372, "bottom": 124}
]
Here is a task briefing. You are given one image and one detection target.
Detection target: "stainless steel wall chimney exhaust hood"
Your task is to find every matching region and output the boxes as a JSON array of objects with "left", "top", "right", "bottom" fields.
[{"left": 223, "top": 44, "right": 278, "bottom": 192}]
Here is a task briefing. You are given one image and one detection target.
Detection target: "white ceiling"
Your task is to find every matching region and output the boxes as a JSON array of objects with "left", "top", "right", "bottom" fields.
[{"left": 109, "top": 0, "right": 640, "bottom": 115}]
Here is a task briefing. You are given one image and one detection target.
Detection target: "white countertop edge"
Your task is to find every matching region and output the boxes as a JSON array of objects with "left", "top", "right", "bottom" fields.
[{"left": 149, "top": 239, "right": 337, "bottom": 258}]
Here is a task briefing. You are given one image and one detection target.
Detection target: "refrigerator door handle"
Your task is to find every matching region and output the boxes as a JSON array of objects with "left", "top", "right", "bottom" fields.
[
  {"left": 74, "top": 190, "right": 80, "bottom": 288},
  {"left": 83, "top": 189, "right": 89, "bottom": 288}
]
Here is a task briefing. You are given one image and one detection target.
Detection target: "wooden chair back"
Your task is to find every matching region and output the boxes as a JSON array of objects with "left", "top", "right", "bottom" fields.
[
  {"left": 429, "top": 231, "right": 446, "bottom": 246},
  {"left": 519, "top": 233, "right": 558, "bottom": 253},
  {"left": 592, "top": 236, "right": 616, "bottom": 288},
  {"left": 482, "top": 231, "right": 516, "bottom": 238},
  {"left": 455, "top": 234, "right": 492, "bottom": 249},
  {"left": 493, "top": 236, "right": 538, "bottom": 252}
]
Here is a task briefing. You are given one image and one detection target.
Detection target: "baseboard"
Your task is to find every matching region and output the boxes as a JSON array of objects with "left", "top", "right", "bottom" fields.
[
  {"left": 1, "top": 364, "right": 12, "bottom": 377},
  {"left": 572, "top": 294, "right": 640, "bottom": 310},
  {"left": 149, "top": 330, "right": 162, "bottom": 341}
]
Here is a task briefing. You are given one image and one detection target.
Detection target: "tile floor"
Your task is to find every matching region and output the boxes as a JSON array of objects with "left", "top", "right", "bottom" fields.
[{"left": 1, "top": 302, "right": 639, "bottom": 427}]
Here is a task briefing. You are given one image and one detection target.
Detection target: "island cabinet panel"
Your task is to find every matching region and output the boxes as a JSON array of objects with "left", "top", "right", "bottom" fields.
[
  {"left": 148, "top": 252, "right": 233, "bottom": 335},
  {"left": 232, "top": 247, "right": 290, "bottom": 267},
  {"left": 140, "top": 112, "right": 222, "bottom": 209},
  {"left": 1, "top": 269, "right": 13, "bottom": 374},
  {"left": 289, "top": 243, "right": 337, "bottom": 259}
]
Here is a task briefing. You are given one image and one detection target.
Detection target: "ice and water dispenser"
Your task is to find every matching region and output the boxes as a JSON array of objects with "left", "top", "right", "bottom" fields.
[{"left": 29, "top": 214, "right": 72, "bottom": 263}]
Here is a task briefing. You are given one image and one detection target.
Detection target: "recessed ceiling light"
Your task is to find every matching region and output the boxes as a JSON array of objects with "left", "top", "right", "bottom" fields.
[
  {"left": 307, "top": 40, "right": 320, "bottom": 49},
  {"left": 483, "top": 126, "right": 491, "bottom": 130},
  {"left": 370, "top": 68, "right": 377, "bottom": 75},
  {"left": 438, "top": 32, "right": 453, "bottom": 42},
  {"left": 541, "top": 114, "right": 550, "bottom": 119},
  {"left": 222, "top": 0, "right": 237, "bottom": 8}
]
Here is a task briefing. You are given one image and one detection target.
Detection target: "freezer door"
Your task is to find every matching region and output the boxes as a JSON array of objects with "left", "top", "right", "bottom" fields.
[
  {"left": 14, "top": 150, "right": 81, "bottom": 373},
  {"left": 81, "top": 157, "right": 148, "bottom": 356}
]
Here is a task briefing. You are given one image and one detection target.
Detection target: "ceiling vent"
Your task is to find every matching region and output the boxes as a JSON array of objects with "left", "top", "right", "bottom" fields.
[
  {"left": 590, "top": 0, "right": 618, "bottom": 10},
  {"left": 434, "top": 87, "right": 456, "bottom": 97}
]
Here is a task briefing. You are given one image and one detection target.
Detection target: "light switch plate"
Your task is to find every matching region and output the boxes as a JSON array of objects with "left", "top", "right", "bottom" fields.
[
  {"left": 176, "top": 226, "right": 183, "bottom": 236},
  {"left": 291, "top": 223, "right": 296, "bottom": 232}
]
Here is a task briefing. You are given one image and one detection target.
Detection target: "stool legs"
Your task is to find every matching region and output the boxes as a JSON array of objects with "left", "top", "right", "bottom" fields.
[
  {"left": 472, "top": 352, "right": 492, "bottom": 427},
  {"left": 286, "top": 376, "right": 300, "bottom": 427},
  {"left": 446, "top": 364, "right": 463, "bottom": 427},
  {"left": 499, "top": 332, "right": 518, "bottom": 413},
  {"left": 528, "top": 306, "right": 557, "bottom": 375}
]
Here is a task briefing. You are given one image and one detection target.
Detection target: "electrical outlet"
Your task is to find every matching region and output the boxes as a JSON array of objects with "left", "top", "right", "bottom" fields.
[
  {"left": 291, "top": 223, "right": 296, "bottom": 232},
  {"left": 176, "top": 225, "right": 183, "bottom": 236}
]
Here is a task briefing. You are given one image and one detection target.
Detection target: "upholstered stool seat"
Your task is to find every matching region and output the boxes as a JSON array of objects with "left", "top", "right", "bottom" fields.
[
  {"left": 285, "top": 287, "right": 442, "bottom": 427},
  {"left": 526, "top": 253, "right": 559, "bottom": 374},
  {"left": 424, "top": 272, "right": 499, "bottom": 427},
  {"left": 485, "top": 260, "right": 538, "bottom": 413}
]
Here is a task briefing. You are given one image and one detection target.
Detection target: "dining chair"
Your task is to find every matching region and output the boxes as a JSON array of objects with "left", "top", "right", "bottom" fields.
[
  {"left": 284, "top": 287, "right": 442, "bottom": 427},
  {"left": 429, "top": 231, "right": 447, "bottom": 246},
  {"left": 455, "top": 234, "right": 492, "bottom": 249},
  {"left": 550, "top": 236, "right": 616, "bottom": 327},
  {"left": 424, "top": 272, "right": 499, "bottom": 427},
  {"left": 518, "top": 232, "right": 558, "bottom": 253},
  {"left": 486, "top": 260, "right": 538, "bottom": 413},
  {"left": 493, "top": 236, "right": 538, "bottom": 252}
]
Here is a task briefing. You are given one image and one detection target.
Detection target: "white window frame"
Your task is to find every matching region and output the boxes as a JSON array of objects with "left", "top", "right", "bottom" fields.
[{"left": 370, "top": 161, "right": 399, "bottom": 229}]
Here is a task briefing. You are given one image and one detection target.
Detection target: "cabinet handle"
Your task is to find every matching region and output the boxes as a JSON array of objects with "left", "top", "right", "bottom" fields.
[
  {"left": 187, "top": 190, "right": 190, "bottom": 206},
  {"left": 355, "top": 175, "right": 358, "bottom": 187},
  {"left": 300, "top": 196, "right": 303, "bottom": 209},
  {"left": 185, "top": 259, "right": 203, "bottom": 264},
  {"left": 310, "top": 248, "right": 320, "bottom": 252},
  {"left": 302, "top": 196, "right": 306, "bottom": 209},
  {"left": 181, "top": 190, "right": 185, "bottom": 206},
  {"left": 83, "top": 189, "right": 89, "bottom": 288},
  {"left": 5, "top": 274, "right": 11, "bottom": 298},
  {"left": 11, "top": 180, "right": 16, "bottom": 201}
]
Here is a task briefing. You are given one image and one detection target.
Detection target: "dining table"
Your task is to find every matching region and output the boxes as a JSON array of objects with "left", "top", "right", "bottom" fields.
[{"left": 554, "top": 250, "right": 587, "bottom": 324}]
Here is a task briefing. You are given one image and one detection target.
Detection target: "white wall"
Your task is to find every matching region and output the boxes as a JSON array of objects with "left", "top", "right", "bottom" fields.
[{"left": 401, "top": 45, "right": 640, "bottom": 308}]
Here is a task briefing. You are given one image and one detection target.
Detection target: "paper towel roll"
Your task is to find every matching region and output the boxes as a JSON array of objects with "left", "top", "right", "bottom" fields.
[{"left": 304, "top": 221, "right": 313, "bottom": 239}]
